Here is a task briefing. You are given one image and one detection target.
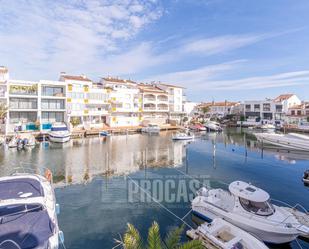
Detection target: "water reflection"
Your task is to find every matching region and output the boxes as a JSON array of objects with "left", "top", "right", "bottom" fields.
[{"left": 0, "top": 133, "right": 189, "bottom": 185}]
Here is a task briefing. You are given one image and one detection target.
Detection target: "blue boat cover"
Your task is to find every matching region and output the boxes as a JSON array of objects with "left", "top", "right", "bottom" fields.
[
  {"left": 0, "top": 204, "right": 54, "bottom": 249},
  {"left": 0, "top": 178, "right": 44, "bottom": 200}
]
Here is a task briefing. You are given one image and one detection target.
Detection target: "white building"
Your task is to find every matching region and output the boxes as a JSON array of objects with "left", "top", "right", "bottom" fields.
[
  {"left": 102, "top": 77, "right": 141, "bottom": 127},
  {"left": 244, "top": 94, "right": 301, "bottom": 124},
  {"left": 198, "top": 101, "right": 240, "bottom": 118},
  {"left": 138, "top": 83, "right": 169, "bottom": 125},
  {"left": 155, "top": 83, "right": 185, "bottom": 124},
  {"left": 3, "top": 76, "right": 67, "bottom": 134}
]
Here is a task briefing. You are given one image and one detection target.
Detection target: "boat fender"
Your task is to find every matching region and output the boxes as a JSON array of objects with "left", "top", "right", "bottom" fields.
[
  {"left": 56, "top": 203, "right": 60, "bottom": 215},
  {"left": 45, "top": 168, "right": 53, "bottom": 183}
]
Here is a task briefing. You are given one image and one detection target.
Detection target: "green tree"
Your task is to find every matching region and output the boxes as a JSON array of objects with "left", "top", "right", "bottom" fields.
[
  {"left": 70, "top": 117, "right": 81, "bottom": 127},
  {"left": 116, "top": 221, "right": 203, "bottom": 249},
  {"left": 0, "top": 103, "right": 8, "bottom": 123},
  {"left": 201, "top": 106, "right": 210, "bottom": 115}
]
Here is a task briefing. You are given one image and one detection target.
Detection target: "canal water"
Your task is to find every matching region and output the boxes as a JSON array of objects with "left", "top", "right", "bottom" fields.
[{"left": 0, "top": 128, "right": 308, "bottom": 249}]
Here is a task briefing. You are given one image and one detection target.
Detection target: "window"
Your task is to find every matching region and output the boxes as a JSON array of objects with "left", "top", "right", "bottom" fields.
[
  {"left": 9, "top": 112, "right": 37, "bottom": 123},
  {"left": 254, "top": 104, "right": 260, "bottom": 111},
  {"left": 41, "top": 99, "right": 64, "bottom": 109},
  {"left": 297, "top": 110, "right": 302, "bottom": 115},
  {"left": 275, "top": 105, "right": 283, "bottom": 112},
  {"left": 291, "top": 110, "right": 295, "bottom": 115},
  {"left": 42, "top": 86, "right": 64, "bottom": 96},
  {"left": 245, "top": 104, "right": 251, "bottom": 111},
  {"left": 42, "top": 112, "right": 64, "bottom": 123},
  {"left": 9, "top": 98, "right": 37, "bottom": 109},
  {"left": 239, "top": 198, "right": 274, "bottom": 216},
  {"left": 263, "top": 103, "right": 271, "bottom": 112}
]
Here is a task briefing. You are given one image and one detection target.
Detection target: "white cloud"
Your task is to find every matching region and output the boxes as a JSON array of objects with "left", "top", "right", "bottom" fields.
[
  {"left": 182, "top": 35, "right": 265, "bottom": 55},
  {"left": 145, "top": 63, "right": 309, "bottom": 91},
  {"left": 143, "top": 60, "right": 245, "bottom": 86},
  {"left": 205, "top": 71, "right": 309, "bottom": 90},
  {"left": 0, "top": 0, "right": 163, "bottom": 80}
]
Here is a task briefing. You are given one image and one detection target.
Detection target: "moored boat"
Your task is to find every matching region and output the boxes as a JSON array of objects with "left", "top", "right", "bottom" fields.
[
  {"left": 0, "top": 173, "right": 63, "bottom": 249},
  {"left": 141, "top": 124, "right": 160, "bottom": 134},
  {"left": 192, "top": 181, "right": 309, "bottom": 244},
  {"left": 172, "top": 132, "right": 194, "bottom": 140},
  {"left": 260, "top": 124, "right": 276, "bottom": 130},
  {"left": 254, "top": 132, "right": 309, "bottom": 151},
  {"left": 204, "top": 121, "right": 223, "bottom": 132},
  {"left": 186, "top": 218, "right": 269, "bottom": 249},
  {"left": 48, "top": 122, "right": 71, "bottom": 143}
]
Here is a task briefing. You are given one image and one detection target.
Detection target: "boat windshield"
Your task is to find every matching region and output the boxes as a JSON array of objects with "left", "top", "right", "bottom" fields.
[
  {"left": 239, "top": 197, "right": 274, "bottom": 216},
  {"left": 51, "top": 126, "right": 68, "bottom": 131},
  {"left": 0, "top": 203, "right": 43, "bottom": 217}
]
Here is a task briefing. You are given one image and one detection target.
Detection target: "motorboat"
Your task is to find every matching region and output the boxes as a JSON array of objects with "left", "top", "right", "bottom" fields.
[
  {"left": 189, "top": 124, "right": 206, "bottom": 131},
  {"left": 192, "top": 181, "right": 309, "bottom": 244},
  {"left": 303, "top": 170, "right": 309, "bottom": 184},
  {"left": 8, "top": 136, "right": 18, "bottom": 148},
  {"left": 186, "top": 218, "right": 269, "bottom": 249},
  {"left": 172, "top": 132, "right": 194, "bottom": 140},
  {"left": 205, "top": 121, "right": 223, "bottom": 132},
  {"left": 254, "top": 132, "right": 309, "bottom": 151},
  {"left": 48, "top": 122, "right": 71, "bottom": 143},
  {"left": 141, "top": 124, "right": 160, "bottom": 134},
  {"left": 99, "top": 130, "right": 110, "bottom": 136},
  {"left": 260, "top": 124, "right": 276, "bottom": 130},
  {"left": 0, "top": 173, "right": 63, "bottom": 249}
]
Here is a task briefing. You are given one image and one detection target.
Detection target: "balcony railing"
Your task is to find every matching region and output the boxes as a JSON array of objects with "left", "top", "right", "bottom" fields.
[
  {"left": 143, "top": 107, "right": 156, "bottom": 110},
  {"left": 10, "top": 85, "right": 38, "bottom": 96},
  {"left": 144, "top": 97, "right": 156, "bottom": 102}
]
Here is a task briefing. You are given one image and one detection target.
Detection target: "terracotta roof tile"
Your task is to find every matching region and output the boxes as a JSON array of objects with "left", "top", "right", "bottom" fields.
[
  {"left": 274, "top": 94, "right": 294, "bottom": 102},
  {"left": 62, "top": 75, "right": 92, "bottom": 82},
  {"left": 102, "top": 77, "right": 137, "bottom": 84}
]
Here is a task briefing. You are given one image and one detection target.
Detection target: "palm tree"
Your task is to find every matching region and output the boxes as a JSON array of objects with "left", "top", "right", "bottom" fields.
[{"left": 116, "top": 221, "right": 203, "bottom": 249}]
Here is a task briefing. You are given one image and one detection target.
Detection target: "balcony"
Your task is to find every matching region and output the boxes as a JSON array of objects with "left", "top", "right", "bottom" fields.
[
  {"left": 9, "top": 98, "right": 38, "bottom": 109},
  {"left": 144, "top": 94, "right": 156, "bottom": 102},
  {"left": 157, "top": 95, "right": 168, "bottom": 102},
  {"left": 9, "top": 85, "right": 38, "bottom": 96},
  {"left": 157, "top": 103, "right": 168, "bottom": 111}
]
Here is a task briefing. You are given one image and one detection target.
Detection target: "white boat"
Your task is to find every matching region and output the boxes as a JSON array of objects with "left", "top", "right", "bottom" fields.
[
  {"left": 141, "top": 124, "right": 160, "bottom": 134},
  {"left": 260, "top": 124, "right": 276, "bottom": 130},
  {"left": 0, "top": 173, "right": 63, "bottom": 249},
  {"left": 172, "top": 132, "right": 194, "bottom": 140},
  {"left": 254, "top": 132, "right": 309, "bottom": 151},
  {"left": 192, "top": 181, "right": 309, "bottom": 244},
  {"left": 187, "top": 218, "right": 269, "bottom": 249},
  {"left": 8, "top": 136, "right": 18, "bottom": 148},
  {"left": 205, "top": 121, "right": 223, "bottom": 132},
  {"left": 282, "top": 207, "right": 309, "bottom": 239},
  {"left": 48, "top": 123, "right": 71, "bottom": 143}
]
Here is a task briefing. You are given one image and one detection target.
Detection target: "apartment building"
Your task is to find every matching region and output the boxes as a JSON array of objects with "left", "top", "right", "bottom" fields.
[
  {"left": 197, "top": 101, "right": 240, "bottom": 118},
  {"left": 244, "top": 94, "right": 301, "bottom": 124},
  {"left": 155, "top": 83, "right": 185, "bottom": 124},
  {"left": 101, "top": 77, "right": 140, "bottom": 127},
  {"left": 138, "top": 83, "right": 169, "bottom": 125},
  {"left": 286, "top": 103, "right": 309, "bottom": 124},
  {"left": 40, "top": 80, "right": 67, "bottom": 130}
]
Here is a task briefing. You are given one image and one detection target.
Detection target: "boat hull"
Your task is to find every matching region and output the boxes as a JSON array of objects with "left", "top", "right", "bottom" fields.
[
  {"left": 192, "top": 203, "right": 300, "bottom": 244},
  {"left": 48, "top": 134, "right": 71, "bottom": 143},
  {"left": 255, "top": 134, "right": 309, "bottom": 151}
]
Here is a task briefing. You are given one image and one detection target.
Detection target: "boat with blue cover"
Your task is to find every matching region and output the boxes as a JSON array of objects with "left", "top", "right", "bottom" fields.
[{"left": 0, "top": 173, "right": 63, "bottom": 249}]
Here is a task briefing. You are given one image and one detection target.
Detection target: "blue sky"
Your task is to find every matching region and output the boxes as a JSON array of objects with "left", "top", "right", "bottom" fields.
[{"left": 1, "top": 0, "right": 309, "bottom": 102}]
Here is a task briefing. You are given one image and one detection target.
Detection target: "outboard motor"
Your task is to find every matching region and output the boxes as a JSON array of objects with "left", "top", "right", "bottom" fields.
[
  {"left": 22, "top": 138, "right": 29, "bottom": 146},
  {"left": 16, "top": 138, "right": 23, "bottom": 149}
]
